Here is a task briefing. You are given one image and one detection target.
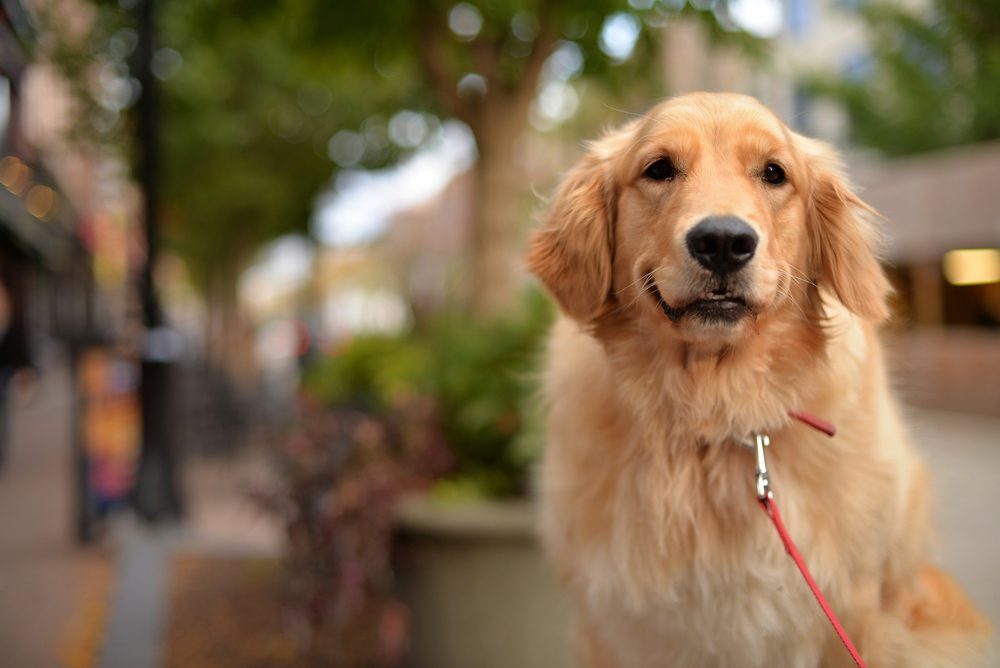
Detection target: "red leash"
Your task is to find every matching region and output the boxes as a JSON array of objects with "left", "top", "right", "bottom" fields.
[
  {"left": 759, "top": 495, "right": 866, "bottom": 667},
  {"left": 745, "top": 413, "right": 867, "bottom": 668}
]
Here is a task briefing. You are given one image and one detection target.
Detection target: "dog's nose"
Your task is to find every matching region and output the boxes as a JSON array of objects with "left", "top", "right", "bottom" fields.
[{"left": 686, "top": 216, "right": 758, "bottom": 274}]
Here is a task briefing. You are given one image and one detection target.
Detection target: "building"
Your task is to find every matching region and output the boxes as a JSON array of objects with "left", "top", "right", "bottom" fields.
[{"left": 1, "top": 0, "right": 92, "bottom": 360}]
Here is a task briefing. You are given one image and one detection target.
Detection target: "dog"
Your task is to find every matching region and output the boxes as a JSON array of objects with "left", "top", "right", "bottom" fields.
[{"left": 526, "top": 93, "right": 992, "bottom": 667}]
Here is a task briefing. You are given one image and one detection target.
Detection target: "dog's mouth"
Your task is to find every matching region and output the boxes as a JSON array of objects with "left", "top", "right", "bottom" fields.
[{"left": 651, "top": 283, "right": 752, "bottom": 324}]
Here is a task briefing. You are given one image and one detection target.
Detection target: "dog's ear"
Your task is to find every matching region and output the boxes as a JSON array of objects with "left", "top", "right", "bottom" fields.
[
  {"left": 800, "top": 137, "right": 892, "bottom": 322},
  {"left": 526, "top": 126, "right": 631, "bottom": 323}
]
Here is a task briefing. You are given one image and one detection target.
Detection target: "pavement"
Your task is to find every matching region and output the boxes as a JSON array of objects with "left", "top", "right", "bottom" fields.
[
  {"left": 0, "top": 349, "right": 282, "bottom": 668},
  {"left": 0, "top": 348, "right": 997, "bottom": 668},
  {"left": 0, "top": 351, "right": 112, "bottom": 668},
  {"left": 909, "top": 409, "right": 1000, "bottom": 625}
]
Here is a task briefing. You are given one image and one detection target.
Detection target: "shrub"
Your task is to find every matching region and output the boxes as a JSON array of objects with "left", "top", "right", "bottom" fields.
[
  {"left": 301, "top": 288, "right": 553, "bottom": 498},
  {"left": 267, "top": 289, "right": 552, "bottom": 664},
  {"left": 268, "top": 397, "right": 452, "bottom": 666}
]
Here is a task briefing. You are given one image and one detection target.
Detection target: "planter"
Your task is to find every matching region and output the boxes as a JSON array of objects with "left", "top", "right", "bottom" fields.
[{"left": 393, "top": 496, "right": 572, "bottom": 668}]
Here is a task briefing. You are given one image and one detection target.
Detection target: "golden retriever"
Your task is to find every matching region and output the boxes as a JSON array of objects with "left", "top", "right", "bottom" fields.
[{"left": 526, "top": 93, "right": 992, "bottom": 667}]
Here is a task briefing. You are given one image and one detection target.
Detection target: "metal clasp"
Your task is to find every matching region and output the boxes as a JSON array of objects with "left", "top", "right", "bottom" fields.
[{"left": 740, "top": 433, "right": 772, "bottom": 500}]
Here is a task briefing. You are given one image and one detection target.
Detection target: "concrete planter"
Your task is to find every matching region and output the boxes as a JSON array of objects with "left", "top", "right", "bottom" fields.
[{"left": 393, "top": 496, "right": 572, "bottom": 668}]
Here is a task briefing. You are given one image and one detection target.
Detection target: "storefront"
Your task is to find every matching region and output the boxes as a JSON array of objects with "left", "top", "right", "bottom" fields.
[
  {"left": 858, "top": 142, "right": 1000, "bottom": 414},
  {"left": 1, "top": 0, "right": 136, "bottom": 539}
]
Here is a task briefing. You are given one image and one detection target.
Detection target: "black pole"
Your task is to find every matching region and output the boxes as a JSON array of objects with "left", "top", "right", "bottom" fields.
[
  {"left": 138, "top": 0, "right": 163, "bottom": 331},
  {"left": 133, "top": 0, "right": 183, "bottom": 522}
]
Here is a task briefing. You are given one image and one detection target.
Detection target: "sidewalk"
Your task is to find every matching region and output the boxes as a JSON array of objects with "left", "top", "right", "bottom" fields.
[
  {"left": 0, "top": 350, "right": 282, "bottom": 668},
  {"left": 909, "top": 409, "right": 1000, "bottom": 625},
  {"left": 100, "top": 450, "right": 283, "bottom": 668},
  {"left": 0, "top": 352, "right": 112, "bottom": 668}
]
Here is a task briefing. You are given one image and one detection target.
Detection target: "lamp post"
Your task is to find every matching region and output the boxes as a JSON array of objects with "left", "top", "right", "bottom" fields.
[{"left": 133, "top": 0, "right": 183, "bottom": 522}]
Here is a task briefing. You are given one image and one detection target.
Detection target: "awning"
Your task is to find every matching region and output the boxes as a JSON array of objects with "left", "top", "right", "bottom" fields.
[{"left": 854, "top": 141, "right": 1000, "bottom": 264}]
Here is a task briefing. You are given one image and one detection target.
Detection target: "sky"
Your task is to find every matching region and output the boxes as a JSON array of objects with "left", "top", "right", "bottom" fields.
[{"left": 312, "top": 120, "right": 476, "bottom": 247}]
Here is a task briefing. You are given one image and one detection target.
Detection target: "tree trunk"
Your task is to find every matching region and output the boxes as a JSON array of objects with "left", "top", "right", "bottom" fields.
[
  {"left": 469, "top": 100, "right": 532, "bottom": 320},
  {"left": 415, "top": 13, "right": 556, "bottom": 320},
  {"left": 204, "top": 266, "right": 257, "bottom": 394}
]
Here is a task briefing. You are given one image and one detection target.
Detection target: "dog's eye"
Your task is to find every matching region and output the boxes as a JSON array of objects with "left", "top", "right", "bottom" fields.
[
  {"left": 643, "top": 159, "right": 676, "bottom": 181},
  {"left": 762, "top": 163, "right": 786, "bottom": 185}
]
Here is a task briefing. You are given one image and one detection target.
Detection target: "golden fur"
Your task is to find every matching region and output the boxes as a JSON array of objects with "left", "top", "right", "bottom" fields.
[{"left": 526, "top": 93, "right": 992, "bottom": 667}]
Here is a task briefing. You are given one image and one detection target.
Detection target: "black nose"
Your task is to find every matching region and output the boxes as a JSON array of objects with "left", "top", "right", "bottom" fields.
[{"left": 685, "top": 216, "right": 758, "bottom": 275}]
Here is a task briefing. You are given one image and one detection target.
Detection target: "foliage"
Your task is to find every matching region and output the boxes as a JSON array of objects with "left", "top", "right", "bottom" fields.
[
  {"left": 303, "top": 336, "right": 434, "bottom": 414},
  {"left": 313, "top": 0, "right": 761, "bottom": 140},
  {"left": 422, "top": 287, "right": 553, "bottom": 496},
  {"left": 155, "top": 0, "right": 373, "bottom": 290},
  {"left": 268, "top": 397, "right": 452, "bottom": 667},
  {"left": 302, "top": 288, "right": 554, "bottom": 497},
  {"left": 35, "top": 0, "right": 390, "bottom": 291},
  {"left": 317, "top": 1, "right": 659, "bottom": 137},
  {"left": 805, "top": 0, "right": 1000, "bottom": 156},
  {"left": 33, "top": 2, "right": 128, "bottom": 152}
]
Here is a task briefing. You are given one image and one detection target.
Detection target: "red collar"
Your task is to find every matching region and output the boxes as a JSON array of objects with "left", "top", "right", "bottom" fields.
[{"left": 789, "top": 409, "right": 836, "bottom": 437}]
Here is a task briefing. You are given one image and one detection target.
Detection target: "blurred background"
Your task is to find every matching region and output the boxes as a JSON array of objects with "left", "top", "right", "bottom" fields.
[{"left": 0, "top": 0, "right": 997, "bottom": 666}]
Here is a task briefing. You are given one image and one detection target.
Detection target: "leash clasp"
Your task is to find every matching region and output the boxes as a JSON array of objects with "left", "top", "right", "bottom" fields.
[{"left": 740, "top": 433, "right": 772, "bottom": 500}]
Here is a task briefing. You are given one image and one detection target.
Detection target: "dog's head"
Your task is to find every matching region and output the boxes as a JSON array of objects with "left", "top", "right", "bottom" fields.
[{"left": 527, "top": 93, "right": 891, "bottom": 347}]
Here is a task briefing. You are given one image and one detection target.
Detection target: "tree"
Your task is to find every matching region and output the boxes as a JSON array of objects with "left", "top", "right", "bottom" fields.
[
  {"left": 313, "top": 1, "right": 668, "bottom": 317},
  {"left": 279, "top": 1, "right": 755, "bottom": 318},
  {"left": 41, "top": 0, "right": 754, "bottom": 330},
  {"left": 156, "top": 0, "right": 352, "bottom": 371},
  {"left": 806, "top": 0, "right": 1000, "bottom": 156},
  {"left": 38, "top": 0, "right": 368, "bottom": 372}
]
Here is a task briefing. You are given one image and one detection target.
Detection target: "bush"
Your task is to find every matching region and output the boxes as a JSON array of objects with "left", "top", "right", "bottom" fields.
[
  {"left": 266, "top": 289, "right": 552, "bottom": 664},
  {"left": 267, "top": 397, "right": 452, "bottom": 666},
  {"left": 301, "top": 288, "right": 553, "bottom": 498},
  {"left": 303, "top": 335, "right": 433, "bottom": 413}
]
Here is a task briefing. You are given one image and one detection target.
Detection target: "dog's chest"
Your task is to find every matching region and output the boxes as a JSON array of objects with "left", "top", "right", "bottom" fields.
[
  {"left": 594, "top": 561, "right": 827, "bottom": 668},
  {"left": 550, "top": 445, "right": 831, "bottom": 668},
  {"left": 586, "top": 511, "right": 829, "bottom": 668}
]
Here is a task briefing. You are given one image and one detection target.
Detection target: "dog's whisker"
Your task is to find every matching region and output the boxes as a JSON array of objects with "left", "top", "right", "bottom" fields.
[
  {"left": 779, "top": 266, "right": 817, "bottom": 289},
  {"left": 608, "top": 273, "right": 656, "bottom": 317},
  {"left": 771, "top": 272, "right": 811, "bottom": 321},
  {"left": 612, "top": 270, "right": 655, "bottom": 301},
  {"left": 618, "top": 270, "right": 656, "bottom": 295}
]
